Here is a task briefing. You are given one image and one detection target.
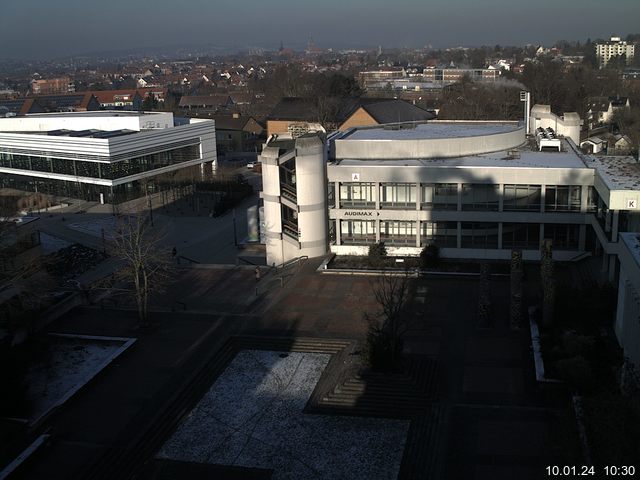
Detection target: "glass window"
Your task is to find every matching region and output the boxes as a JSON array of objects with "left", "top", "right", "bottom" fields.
[
  {"left": 339, "top": 183, "right": 375, "bottom": 209},
  {"left": 422, "top": 183, "right": 457, "bottom": 210},
  {"left": 504, "top": 185, "right": 541, "bottom": 211},
  {"left": 380, "top": 221, "right": 416, "bottom": 245},
  {"left": 30, "top": 157, "right": 52, "bottom": 173},
  {"left": 461, "top": 222, "right": 499, "bottom": 249},
  {"left": 545, "top": 186, "right": 581, "bottom": 211},
  {"left": 502, "top": 223, "right": 540, "bottom": 249},
  {"left": 52, "top": 158, "right": 76, "bottom": 175},
  {"left": 11, "top": 156, "right": 31, "bottom": 170},
  {"left": 544, "top": 224, "right": 580, "bottom": 250},
  {"left": 461, "top": 184, "right": 500, "bottom": 211},
  {"left": 421, "top": 221, "right": 457, "bottom": 247},
  {"left": 340, "top": 220, "right": 376, "bottom": 245},
  {"left": 379, "top": 183, "right": 416, "bottom": 209},
  {"left": 74, "top": 160, "right": 100, "bottom": 179}
]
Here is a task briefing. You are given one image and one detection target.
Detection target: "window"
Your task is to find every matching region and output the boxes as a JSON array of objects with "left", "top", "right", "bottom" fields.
[
  {"left": 502, "top": 223, "right": 540, "bottom": 249},
  {"left": 545, "top": 186, "right": 581, "bottom": 212},
  {"left": 421, "top": 221, "right": 457, "bottom": 247},
  {"left": 544, "top": 224, "right": 580, "bottom": 250},
  {"left": 340, "top": 220, "right": 376, "bottom": 245},
  {"left": 422, "top": 183, "right": 457, "bottom": 210},
  {"left": 461, "top": 184, "right": 500, "bottom": 211},
  {"left": 380, "top": 221, "right": 416, "bottom": 245},
  {"left": 379, "top": 183, "right": 416, "bottom": 209},
  {"left": 461, "top": 222, "right": 499, "bottom": 249},
  {"left": 339, "top": 183, "right": 375, "bottom": 209},
  {"left": 503, "top": 185, "right": 541, "bottom": 211}
]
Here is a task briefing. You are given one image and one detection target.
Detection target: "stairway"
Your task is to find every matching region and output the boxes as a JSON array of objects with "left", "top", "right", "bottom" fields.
[
  {"left": 311, "top": 355, "right": 440, "bottom": 419},
  {"left": 397, "top": 404, "right": 448, "bottom": 480}
]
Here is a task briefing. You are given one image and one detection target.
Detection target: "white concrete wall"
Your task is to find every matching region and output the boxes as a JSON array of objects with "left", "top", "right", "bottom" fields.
[
  {"left": 260, "top": 145, "right": 284, "bottom": 266},
  {"left": 616, "top": 236, "right": 640, "bottom": 369},
  {"left": 335, "top": 125, "right": 525, "bottom": 160},
  {"left": 295, "top": 135, "right": 328, "bottom": 259}
]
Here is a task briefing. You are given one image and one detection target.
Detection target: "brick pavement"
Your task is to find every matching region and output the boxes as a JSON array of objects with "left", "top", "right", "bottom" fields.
[{"left": 14, "top": 259, "right": 579, "bottom": 479}]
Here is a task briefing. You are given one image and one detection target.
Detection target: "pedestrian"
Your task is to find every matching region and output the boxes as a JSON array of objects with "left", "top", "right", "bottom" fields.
[
  {"left": 172, "top": 246, "right": 177, "bottom": 257},
  {"left": 254, "top": 266, "right": 261, "bottom": 282}
]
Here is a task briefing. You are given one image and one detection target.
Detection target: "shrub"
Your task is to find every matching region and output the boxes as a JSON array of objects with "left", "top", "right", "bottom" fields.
[
  {"left": 562, "top": 332, "right": 596, "bottom": 358},
  {"left": 364, "top": 326, "right": 403, "bottom": 372},
  {"left": 420, "top": 244, "right": 440, "bottom": 269},
  {"left": 556, "top": 355, "right": 595, "bottom": 392},
  {"left": 367, "top": 242, "right": 387, "bottom": 268}
]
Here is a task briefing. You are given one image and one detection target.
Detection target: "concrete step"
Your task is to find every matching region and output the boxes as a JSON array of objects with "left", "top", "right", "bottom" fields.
[{"left": 398, "top": 404, "right": 448, "bottom": 480}]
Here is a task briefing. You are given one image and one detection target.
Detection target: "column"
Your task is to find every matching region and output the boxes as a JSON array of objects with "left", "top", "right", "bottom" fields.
[{"left": 612, "top": 210, "right": 620, "bottom": 242}]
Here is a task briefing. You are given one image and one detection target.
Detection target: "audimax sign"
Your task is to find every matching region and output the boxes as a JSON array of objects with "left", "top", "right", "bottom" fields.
[{"left": 343, "top": 211, "right": 381, "bottom": 216}]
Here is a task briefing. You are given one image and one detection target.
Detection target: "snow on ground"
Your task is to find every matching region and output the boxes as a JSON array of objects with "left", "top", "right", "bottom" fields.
[
  {"left": 158, "top": 350, "right": 409, "bottom": 480},
  {"left": 26, "top": 336, "right": 126, "bottom": 422},
  {"left": 67, "top": 216, "right": 124, "bottom": 240}
]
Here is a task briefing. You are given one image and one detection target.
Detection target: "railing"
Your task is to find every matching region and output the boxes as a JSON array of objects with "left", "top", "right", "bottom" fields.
[
  {"left": 255, "top": 255, "right": 308, "bottom": 295},
  {"left": 281, "top": 184, "right": 297, "bottom": 202},
  {"left": 282, "top": 220, "right": 299, "bottom": 239}
]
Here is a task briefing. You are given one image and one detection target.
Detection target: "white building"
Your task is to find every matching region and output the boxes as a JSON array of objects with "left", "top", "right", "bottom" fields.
[
  {"left": 260, "top": 107, "right": 640, "bottom": 380},
  {"left": 261, "top": 109, "right": 640, "bottom": 276},
  {"left": 0, "top": 111, "right": 216, "bottom": 203},
  {"left": 596, "top": 36, "right": 636, "bottom": 68}
]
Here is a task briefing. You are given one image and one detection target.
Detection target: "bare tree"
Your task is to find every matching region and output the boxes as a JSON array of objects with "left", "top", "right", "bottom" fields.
[
  {"left": 364, "top": 271, "right": 414, "bottom": 371},
  {"left": 110, "top": 213, "right": 172, "bottom": 326}
]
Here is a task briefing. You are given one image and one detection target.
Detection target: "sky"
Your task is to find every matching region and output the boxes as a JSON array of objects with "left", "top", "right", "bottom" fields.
[{"left": 1, "top": 0, "right": 639, "bottom": 59}]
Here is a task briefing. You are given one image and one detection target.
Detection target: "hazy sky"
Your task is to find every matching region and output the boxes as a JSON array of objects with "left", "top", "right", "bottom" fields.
[{"left": 1, "top": 0, "right": 639, "bottom": 59}]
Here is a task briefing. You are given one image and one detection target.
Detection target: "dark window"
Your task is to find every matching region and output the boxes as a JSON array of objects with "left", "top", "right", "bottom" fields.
[{"left": 461, "top": 222, "right": 499, "bottom": 249}]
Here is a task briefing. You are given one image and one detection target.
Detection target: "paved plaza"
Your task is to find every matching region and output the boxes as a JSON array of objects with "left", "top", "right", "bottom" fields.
[{"left": 12, "top": 238, "right": 577, "bottom": 479}]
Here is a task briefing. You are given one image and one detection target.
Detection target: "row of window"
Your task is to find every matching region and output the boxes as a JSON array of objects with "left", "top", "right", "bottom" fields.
[
  {"left": 336, "top": 220, "right": 581, "bottom": 250},
  {"left": 0, "top": 145, "right": 200, "bottom": 180},
  {"left": 330, "top": 183, "right": 598, "bottom": 212},
  {"left": 0, "top": 167, "right": 202, "bottom": 204}
]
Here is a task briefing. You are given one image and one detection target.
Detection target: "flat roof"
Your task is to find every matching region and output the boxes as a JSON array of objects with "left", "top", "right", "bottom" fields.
[
  {"left": 15, "top": 111, "right": 164, "bottom": 118},
  {"left": 585, "top": 155, "right": 640, "bottom": 191},
  {"left": 333, "top": 139, "right": 588, "bottom": 170},
  {"left": 340, "top": 121, "right": 521, "bottom": 141}
]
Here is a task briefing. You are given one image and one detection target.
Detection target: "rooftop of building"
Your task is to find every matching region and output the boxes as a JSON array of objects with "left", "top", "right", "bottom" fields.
[
  {"left": 584, "top": 155, "right": 640, "bottom": 191},
  {"left": 338, "top": 121, "right": 521, "bottom": 141},
  {"left": 0, "top": 111, "right": 216, "bottom": 137},
  {"left": 8, "top": 111, "right": 163, "bottom": 119},
  {"left": 333, "top": 139, "right": 588, "bottom": 170}
]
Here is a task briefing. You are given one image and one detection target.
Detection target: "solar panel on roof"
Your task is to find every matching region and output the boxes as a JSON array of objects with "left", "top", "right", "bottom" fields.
[
  {"left": 68, "top": 129, "right": 99, "bottom": 137},
  {"left": 91, "top": 129, "right": 136, "bottom": 139}
]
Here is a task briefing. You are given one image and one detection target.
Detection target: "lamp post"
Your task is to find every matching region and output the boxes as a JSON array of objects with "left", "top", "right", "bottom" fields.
[
  {"left": 147, "top": 194, "right": 154, "bottom": 226},
  {"left": 232, "top": 208, "right": 238, "bottom": 247}
]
